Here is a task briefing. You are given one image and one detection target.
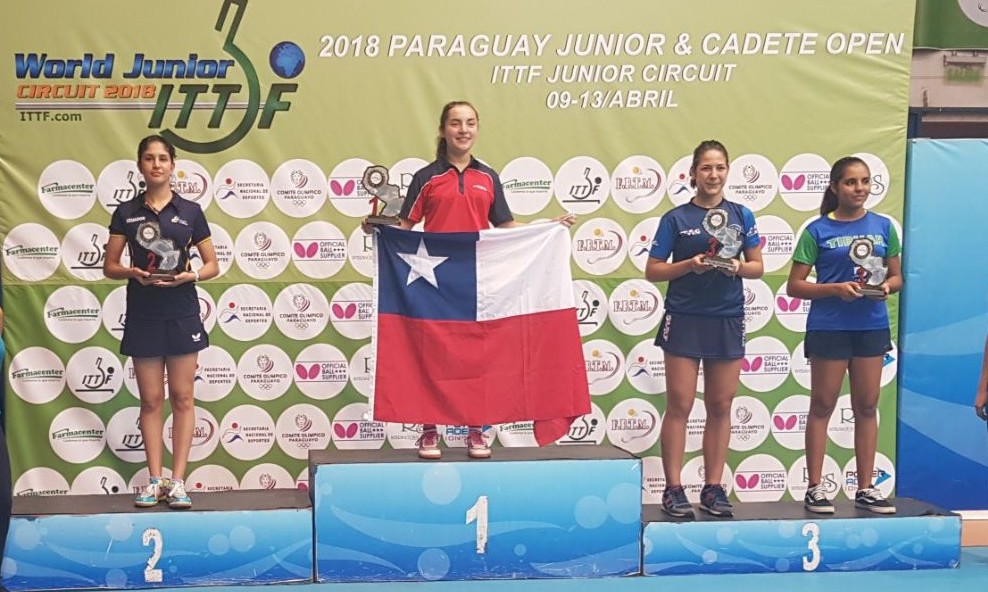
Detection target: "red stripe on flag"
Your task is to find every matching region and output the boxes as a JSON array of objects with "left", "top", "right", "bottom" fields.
[{"left": 373, "top": 308, "right": 590, "bottom": 445}]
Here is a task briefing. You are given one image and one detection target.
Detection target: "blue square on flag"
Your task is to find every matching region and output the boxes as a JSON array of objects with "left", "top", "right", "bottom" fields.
[{"left": 376, "top": 226, "right": 477, "bottom": 321}]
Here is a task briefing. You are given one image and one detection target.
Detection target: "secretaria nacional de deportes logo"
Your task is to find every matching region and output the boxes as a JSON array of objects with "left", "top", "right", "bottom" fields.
[{"left": 13, "top": 0, "right": 302, "bottom": 154}]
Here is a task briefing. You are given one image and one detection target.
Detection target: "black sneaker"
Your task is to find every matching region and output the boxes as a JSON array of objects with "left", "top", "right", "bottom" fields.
[
  {"left": 661, "top": 485, "right": 695, "bottom": 519},
  {"left": 804, "top": 483, "right": 835, "bottom": 514},
  {"left": 855, "top": 487, "right": 896, "bottom": 514},
  {"left": 699, "top": 484, "right": 734, "bottom": 517}
]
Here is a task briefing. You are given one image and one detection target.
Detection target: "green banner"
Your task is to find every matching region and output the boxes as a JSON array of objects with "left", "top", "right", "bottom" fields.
[
  {"left": 915, "top": 0, "right": 988, "bottom": 48},
  {"left": 1, "top": 0, "right": 914, "bottom": 504}
]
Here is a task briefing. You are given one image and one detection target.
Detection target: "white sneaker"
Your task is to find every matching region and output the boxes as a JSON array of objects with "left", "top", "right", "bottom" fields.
[{"left": 167, "top": 479, "right": 192, "bottom": 509}]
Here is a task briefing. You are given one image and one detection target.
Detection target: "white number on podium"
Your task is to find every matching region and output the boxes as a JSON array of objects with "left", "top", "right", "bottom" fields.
[
  {"left": 142, "top": 528, "right": 164, "bottom": 583},
  {"left": 465, "top": 495, "right": 489, "bottom": 555},
  {"left": 802, "top": 522, "right": 821, "bottom": 572}
]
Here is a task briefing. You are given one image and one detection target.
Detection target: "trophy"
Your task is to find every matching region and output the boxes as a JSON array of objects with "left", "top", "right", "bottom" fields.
[
  {"left": 137, "top": 222, "right": 180, "bottom": 280},
  {"left": 701, "top": 208, "right": 742, "bottom": 271},
  {"left": 362, "top": 165, "right": 403, "bottom": 225},
  {"left": 849, "top": 237, "right": 888, "bottom": 297}
]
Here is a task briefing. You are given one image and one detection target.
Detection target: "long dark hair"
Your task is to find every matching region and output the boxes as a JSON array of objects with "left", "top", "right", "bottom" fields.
[
  {"left": 435, "top": 100, "right": 478, "bottom": 161},
  {"left": 821, "top": 156, "right": 868, "bottom": 216},
  {"left": 137, "top": 134, "right": 176, "bottom": 162},
  {"left": 689, "top": 140, "right": 729, "bottom": 188}
]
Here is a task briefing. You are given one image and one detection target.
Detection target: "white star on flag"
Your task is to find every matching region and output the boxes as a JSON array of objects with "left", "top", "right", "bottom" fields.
[{"left": 397, "top": 239, "right": 448, "bottom": 288}]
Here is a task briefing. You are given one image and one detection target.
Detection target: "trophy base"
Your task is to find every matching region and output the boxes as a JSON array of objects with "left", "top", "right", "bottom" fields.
[
  {"left": 704, "top": 256, "right": 736, "bottom": 271},
  {"left": 365, "top": 215, "right": 401, "bottom": 226},
  {"left": 859, "top": 285, "right": 886, "bottom": 298},
  {"left": 147, "top": 271, "right": 178, "bottom": 281}
]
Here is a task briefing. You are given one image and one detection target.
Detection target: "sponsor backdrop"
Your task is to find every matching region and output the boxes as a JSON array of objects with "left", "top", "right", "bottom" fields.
[
  {"left": 0, "top": 0, "right": 913, "bottom": 503},
  {"left": 914, "top": 0, "right": 988, "bottom": 49},
  {"left": 898, "top": 139, "right": 988, "bottom": 510}
]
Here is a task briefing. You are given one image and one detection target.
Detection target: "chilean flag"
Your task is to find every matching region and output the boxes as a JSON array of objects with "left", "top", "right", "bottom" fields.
[{"left": 371, "top": 222, "right": 591, "bottom": 445}]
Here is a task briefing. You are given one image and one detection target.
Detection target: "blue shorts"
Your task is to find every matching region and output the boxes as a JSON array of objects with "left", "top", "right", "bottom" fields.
[
  {"left": 804, "top": 329, "right": 891, "bottom": 359},
  {"left": 654, "top": 312, "right": 745, "bottom": 360},
  {"left": 121, "top": 315, "right": 209, "bottom": 358}
]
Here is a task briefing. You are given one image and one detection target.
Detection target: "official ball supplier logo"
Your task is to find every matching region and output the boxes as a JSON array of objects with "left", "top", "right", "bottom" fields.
[
  {"left": 292, "top": 221, "right": 348, "bottom": 279},
  {"left": 771, "top": 394, "right": 811, "bottom": 450},
  {"left": 780, "top": 153, "right": 830, "bottom": 212},
  {"left": 329, "top": 283, "right": 374, "bottom": 340},
  {"left": 332, "top": 402, "right": 387, "bottom": 450},
  {"left": 739, "top": 336, "right": 791, "bottom": 392},
  {"left": 327, "top": 157, "right": 375, "bottom": 217},
  {"left": 293, "top": 343, "right": 349, "bottom": 400},
  {"left": 732, "top": 454, "right": 788, "bottom": 502}
]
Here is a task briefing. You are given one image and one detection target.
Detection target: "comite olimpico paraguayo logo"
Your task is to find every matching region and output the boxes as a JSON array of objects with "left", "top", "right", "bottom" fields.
[{"left": 13, "top": 0, "right": 301, "bottom": 154}]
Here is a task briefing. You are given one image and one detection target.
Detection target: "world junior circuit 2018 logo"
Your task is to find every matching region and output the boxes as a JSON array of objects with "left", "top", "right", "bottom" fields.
[{"left": 13, "top": 0, "right": 302, "bottom": 154}]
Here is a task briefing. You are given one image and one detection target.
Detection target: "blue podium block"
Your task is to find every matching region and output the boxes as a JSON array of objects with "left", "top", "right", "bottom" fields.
[
  {"left": 643, "top": 498, "right": 960, "bottom": 575},
  {"left": 311, "top": 445, "right": 642, "bottom": 582},
  {"left": 2, "top": 490, "right": 313, "bottom": 590}
]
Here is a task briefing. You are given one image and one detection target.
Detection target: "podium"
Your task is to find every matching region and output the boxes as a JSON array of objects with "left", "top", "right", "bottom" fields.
[
  {"left": 642, "top": 498, "right": 960, "bottom": 575},
  {"left": 2, "top": 489, "right": 312, "bottom": 590},
  {"left": 0, "top": 445, "right": 962, "bottom": 589},
  {"left": 310, "top": 445, "right": 642, "bottom": 582}
]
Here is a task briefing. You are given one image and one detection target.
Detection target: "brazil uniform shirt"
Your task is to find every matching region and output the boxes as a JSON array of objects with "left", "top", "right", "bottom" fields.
[
  {"left": 399, "top": 157, "right": 514, "bottom": 232},
  {"left": 792, "top": 211, "right": 901, "bottom": 331},
  {"left": 649, "top": 199, "right": 760, "bottom": 317},
  {"left": 108, "top": 192, "right": 211, "bottom": 320}
]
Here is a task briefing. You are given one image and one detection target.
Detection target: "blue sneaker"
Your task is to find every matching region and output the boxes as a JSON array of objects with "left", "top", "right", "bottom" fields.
[
  {"left": 700, "top": 484, "right": 734, "bottom": 517},
  {"left": 166, "top": 479, "right": 192, "bottom": 509},
  {"left": 135, "top": 477, "right": 168, "bottom": 508},
  {"left": 661, "top": 486, "right": 695, "bottom": 518}
]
